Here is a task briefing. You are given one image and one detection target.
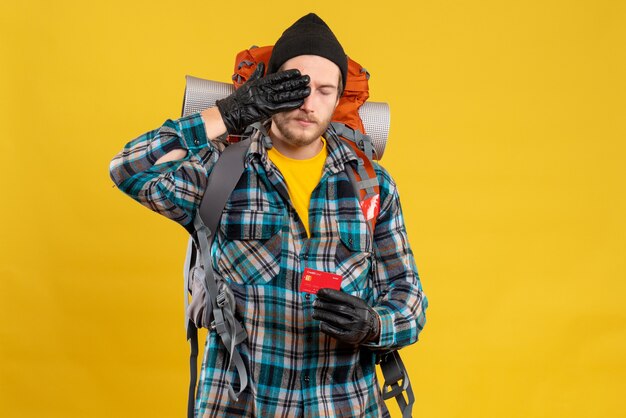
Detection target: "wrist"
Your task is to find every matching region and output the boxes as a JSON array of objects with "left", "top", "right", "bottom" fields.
[
  {"left": 365, "top": 308, "right": 381, "bottom": 344},
  {"left": 201, "top": 106, "right": 228, "bottom": 138}
]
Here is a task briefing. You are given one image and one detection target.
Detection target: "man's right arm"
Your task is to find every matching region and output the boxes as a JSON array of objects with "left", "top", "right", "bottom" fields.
[
  {"left": 110, "top": 65, "right": 311, "bottom": 229},
  {"left": 109, "top": 110, "right": 225, "bottom": 230}
]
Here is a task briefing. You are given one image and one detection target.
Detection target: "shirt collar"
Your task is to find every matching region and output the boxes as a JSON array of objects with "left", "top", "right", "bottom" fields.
[{"left": 246, "top": 126, "right": 360, "bottom": 175}]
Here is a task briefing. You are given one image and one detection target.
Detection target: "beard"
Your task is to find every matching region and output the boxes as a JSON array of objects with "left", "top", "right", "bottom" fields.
[{"left": 270, "top": 109, "right": 333, "bottom": 148}]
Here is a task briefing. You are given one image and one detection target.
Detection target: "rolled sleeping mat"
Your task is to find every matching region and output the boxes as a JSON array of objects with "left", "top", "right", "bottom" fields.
[{"left": 182, "top": 75, "right": 390, "bottom": 160}]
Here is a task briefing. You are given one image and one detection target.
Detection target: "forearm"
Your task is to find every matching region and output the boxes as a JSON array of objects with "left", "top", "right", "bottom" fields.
[
  {"left": 364, "top": 170, "right": 428, "bottom": 351},
  {"left": 109, "top": 112, "right": 222, "bottom": 228},
  {"left": 368, "top": 240, "right": 427, "bottom": 351}
]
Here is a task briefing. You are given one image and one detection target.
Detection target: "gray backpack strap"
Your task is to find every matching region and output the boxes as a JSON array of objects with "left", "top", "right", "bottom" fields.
[
  {"left": 329, "top": 122, "right": 378, "bottom": 197},
  {"left": 186, "top": 137, "right": 252, "bottom": 417},
  {"left": 193, "top": 215, "right": 248, "bottom": 401},
  {"left": 329, "top": 121, "right": 376, "bottom": 161},
  {"left": 380, "top": 351, "right": 415, "bottom": 418},
  {"left": 198, "top": 138, "right": 252, "bottom": 233}
]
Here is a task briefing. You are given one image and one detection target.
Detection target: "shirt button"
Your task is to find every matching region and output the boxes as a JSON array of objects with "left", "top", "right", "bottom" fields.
[
  {"left": 305, "top": 294, "right": 311, "bottom": 300},
  {"left": 194, "top": 139, "right": 199, "bottom": 145},
  {"left": 348, "top": 238, "right": 354, "bottom": 245},
  {"left": 303, "top": 374, "right": 310, "bottom": 383}
]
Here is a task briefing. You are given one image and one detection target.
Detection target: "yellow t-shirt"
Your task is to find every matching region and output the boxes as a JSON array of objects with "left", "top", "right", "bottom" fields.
[{"left": 267, "top": 139, "right": 328, "bottom": 237}]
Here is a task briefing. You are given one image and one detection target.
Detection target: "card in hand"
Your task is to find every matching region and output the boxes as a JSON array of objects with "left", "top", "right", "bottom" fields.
[{"left": 300, "top": 268, "right": 342, "bottom": 294}]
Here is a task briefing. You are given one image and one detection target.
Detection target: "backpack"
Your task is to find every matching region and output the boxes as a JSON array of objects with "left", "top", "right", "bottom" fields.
[{"left": 183, "top": 46, "right": 414, "bottom": 418}]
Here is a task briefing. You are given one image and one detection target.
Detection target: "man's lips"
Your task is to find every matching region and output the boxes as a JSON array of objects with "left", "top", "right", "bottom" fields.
[{"left": 294, "top": 118, "right": 316, "bottom": 126}]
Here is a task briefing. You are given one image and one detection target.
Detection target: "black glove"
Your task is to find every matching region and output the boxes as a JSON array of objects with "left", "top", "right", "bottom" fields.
[
  {"left": 312, "top": 288, "right": 381, "bottom": 346},
  {"left": 215, "top": 62, "right": 311, "bottom": 135}
]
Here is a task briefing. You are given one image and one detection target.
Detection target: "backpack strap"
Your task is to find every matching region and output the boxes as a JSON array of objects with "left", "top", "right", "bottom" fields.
[
  {"left": 197, "top": 138, "right": 251, "bottom": 230},
  {"left": 380, "top": 351, "right": 415, "bottom": 418},
  {"left": 330, "top": 121, "right": 376, "bottom": 161},
  {"left": 328, "top": 122, "right": 381, "bottom": 233},
  {"left": 333, "top": 122, "right": 415, "bottom": 418},
  {"left": 186, "top": 138, "right": 252, "bottom": 418}
]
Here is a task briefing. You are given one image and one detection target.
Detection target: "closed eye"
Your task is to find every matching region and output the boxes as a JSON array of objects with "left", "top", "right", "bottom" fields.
[{"left": 318, "top": 87, "right": 336, "bottom": 96}]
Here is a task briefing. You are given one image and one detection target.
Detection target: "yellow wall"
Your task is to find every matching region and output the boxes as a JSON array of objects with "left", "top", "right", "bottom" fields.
[{"left": 1, "top": 1, "right": 625, "bottom": 417}]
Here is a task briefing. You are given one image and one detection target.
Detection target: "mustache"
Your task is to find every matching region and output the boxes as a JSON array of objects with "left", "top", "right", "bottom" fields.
[{"left": 291, "top": 111, "right": 319, "bottom": 124}]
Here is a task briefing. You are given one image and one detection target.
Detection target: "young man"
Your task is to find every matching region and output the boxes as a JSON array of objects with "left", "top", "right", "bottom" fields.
[{"left": 110, "top": 13, "right": 427, "bottom": 417}]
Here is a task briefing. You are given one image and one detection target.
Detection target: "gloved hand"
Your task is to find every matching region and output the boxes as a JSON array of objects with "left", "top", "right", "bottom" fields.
[
  {"left": 216, "top": 62, "right": 311, "bottom": 135},
  {"left": 312, "top": 288, "right": 381, "bottom": 346}
]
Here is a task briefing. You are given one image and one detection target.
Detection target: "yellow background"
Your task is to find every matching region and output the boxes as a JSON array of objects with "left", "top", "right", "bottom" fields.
[{"left": 1, "top": 0, "right": 625, "bottom": 417}]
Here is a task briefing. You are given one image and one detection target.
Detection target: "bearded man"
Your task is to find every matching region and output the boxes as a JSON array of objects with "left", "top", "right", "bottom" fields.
[{"left": 110, "top": 13, "right": 427, "bottom": 417}]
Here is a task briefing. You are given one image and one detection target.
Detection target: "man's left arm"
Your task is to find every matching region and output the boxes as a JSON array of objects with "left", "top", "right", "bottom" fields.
[
  {"left": 313, "top": 166, "right": 428, "bottom": 350},
  {"left": 363, "top": 166, "right": 428, "bottom": 351}
]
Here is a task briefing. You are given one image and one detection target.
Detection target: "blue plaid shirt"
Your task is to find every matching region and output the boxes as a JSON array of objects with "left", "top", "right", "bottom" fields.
[{"left": 110, "top": 113, "right": 428, "bottom": 417}]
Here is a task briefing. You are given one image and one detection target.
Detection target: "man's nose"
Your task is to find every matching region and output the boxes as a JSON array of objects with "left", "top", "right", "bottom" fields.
[{"left": 299, "top": 92, "right": 314, "bottom": 113}]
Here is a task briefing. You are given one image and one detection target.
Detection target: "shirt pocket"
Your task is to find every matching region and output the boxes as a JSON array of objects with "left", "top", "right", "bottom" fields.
[
  {"left": 217, "top": 209, "right": 284, "bottom": 286},
  {"left": 334, "top": 217, "right": 373, "bottom": 298}
]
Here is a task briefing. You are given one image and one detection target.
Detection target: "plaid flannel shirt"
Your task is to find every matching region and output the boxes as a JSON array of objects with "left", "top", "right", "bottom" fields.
[{"left": 110, "top": 113, "right": 428, "bottom": 417}]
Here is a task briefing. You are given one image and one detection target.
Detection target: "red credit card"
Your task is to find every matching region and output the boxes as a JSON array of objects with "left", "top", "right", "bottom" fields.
[{"left": 299, "top": 268, "right": 342, "bottom": 294}]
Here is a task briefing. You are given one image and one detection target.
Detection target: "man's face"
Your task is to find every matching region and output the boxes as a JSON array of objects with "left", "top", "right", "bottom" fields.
[{"left": 269, "top": 55, "right": 341, "bottom": 149}]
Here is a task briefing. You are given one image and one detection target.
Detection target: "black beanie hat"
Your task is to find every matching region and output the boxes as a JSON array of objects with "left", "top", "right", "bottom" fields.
[{"left": 267, "top": 13, "right": 348, "bottom": 88}]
